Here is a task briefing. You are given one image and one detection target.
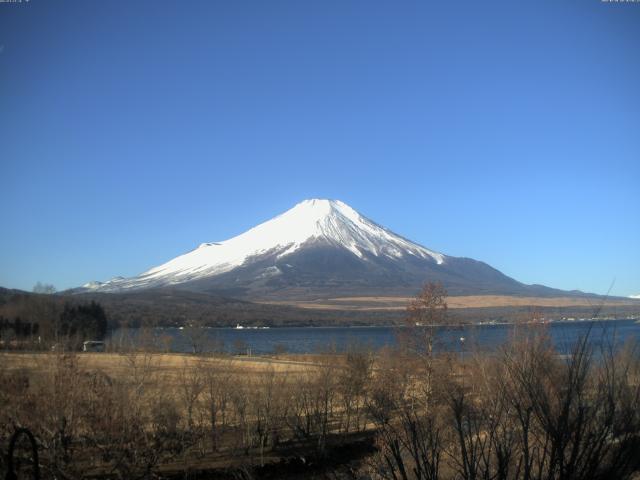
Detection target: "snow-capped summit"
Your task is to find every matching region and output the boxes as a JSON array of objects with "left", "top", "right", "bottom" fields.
[
  {"left": 179, "top": 198, "right": 444, "bottom": 265},
  {"left": 88, "top": 199, "right": 445, "bottom": 292},
  {"left": 81, "top": 199, "right": 555, "bottom": 298}
]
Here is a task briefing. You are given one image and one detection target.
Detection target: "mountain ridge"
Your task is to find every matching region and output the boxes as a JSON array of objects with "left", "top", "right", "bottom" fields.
[{"left": 78, "top": 199, "right": 600, "bottom": 300}]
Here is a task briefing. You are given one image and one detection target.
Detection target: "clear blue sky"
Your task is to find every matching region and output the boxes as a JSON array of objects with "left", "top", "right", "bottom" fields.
[{"left": 1, "top": 0, "right": 638, "bottom": 297}]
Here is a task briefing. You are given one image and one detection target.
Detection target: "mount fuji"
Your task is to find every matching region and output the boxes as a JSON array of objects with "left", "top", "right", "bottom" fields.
[{"left": 80, "top": 199, "right": 569, "bottom": 299}]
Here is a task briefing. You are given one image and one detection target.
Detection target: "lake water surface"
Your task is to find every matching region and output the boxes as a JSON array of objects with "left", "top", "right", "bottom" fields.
[{"left": 110, "top": 319, "right": 640, "bottom": 355}]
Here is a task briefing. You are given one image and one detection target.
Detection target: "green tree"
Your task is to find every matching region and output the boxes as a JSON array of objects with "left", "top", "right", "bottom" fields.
[{"left": 59, "top": 301, "right": 108, "bottom": 341}]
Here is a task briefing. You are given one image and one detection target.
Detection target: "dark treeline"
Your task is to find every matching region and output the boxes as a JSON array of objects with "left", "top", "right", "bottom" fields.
[
  {"left": 1, "top": 287, "right": 639, "bottom": 331},
  {"left": 0, "top": 291, "right": 110, "bottom": 347},
  {"left": 74, "top": 289, "right": 640, "bottom": 328},
  {"left": 58, "top": 302, "right": 108, "bottom": 340},
  {"left": 0, "top": 316, "right": 39, "bottom": 337}
]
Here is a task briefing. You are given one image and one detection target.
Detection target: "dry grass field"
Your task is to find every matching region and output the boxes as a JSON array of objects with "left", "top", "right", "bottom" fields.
[
  {"left": 1, "top": 350, "right": 358, "bottom": 478},
  {"left": 0, "top": 351, "right": 326, "bottom": 380},
  {"left": 261, "top": 294, "right": 640, "bottom": 311}
]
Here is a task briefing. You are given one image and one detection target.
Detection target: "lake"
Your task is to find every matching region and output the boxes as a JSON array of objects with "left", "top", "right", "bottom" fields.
[{"left": 109, "top": 319, "right": 640, "bottom": 355}]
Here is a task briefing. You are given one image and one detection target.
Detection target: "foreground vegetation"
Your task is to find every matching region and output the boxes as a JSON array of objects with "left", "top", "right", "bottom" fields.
[
  {"left": 2, "top": 283, "right": 640, "bottom": 479},
  {"left": 2, "top": 327, "right": 640, "bottom": 479}
]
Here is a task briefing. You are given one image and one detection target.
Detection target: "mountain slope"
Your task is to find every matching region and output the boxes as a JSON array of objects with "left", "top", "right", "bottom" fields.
[{"left": 80, "top": 199, "right": 575, "bottom": 299}]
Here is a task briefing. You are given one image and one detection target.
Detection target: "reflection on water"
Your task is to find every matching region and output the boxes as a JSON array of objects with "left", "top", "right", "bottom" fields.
[{"left": 108, "top": 319, "right": 640, "bottom": 355}]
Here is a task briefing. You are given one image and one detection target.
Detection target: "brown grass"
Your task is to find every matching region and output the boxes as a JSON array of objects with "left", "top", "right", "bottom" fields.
[
  {"left": 0, "top": 352, "right": 321, "bottom": 378},
  {"left": 261, "top": 295, "right": 640, "bottom": 311}
]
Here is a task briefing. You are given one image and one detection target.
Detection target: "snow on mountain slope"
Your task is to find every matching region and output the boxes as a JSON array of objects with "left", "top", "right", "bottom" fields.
[{"left": 87, "top": 199, "right": 446, "bottom": 292}]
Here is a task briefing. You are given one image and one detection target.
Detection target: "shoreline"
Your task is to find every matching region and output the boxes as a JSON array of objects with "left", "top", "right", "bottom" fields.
[{"left": 140, "top": 316, "right": 640, "bottom": 330}]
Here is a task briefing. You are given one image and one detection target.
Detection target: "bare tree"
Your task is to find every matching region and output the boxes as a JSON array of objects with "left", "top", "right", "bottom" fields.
[
  {"left": 201, "top": 358, "right": 234, "bottom": 451},
  {"left": 404, "top": 282, "right": 448, "bottom": 354},
  {"left": 337, "top": 343, "right": 373, "bottom": 433},
  {"left": 183, "top": 318, "right": 210, "bottom": 354},
  {"left": 368, "top": 344, "right": 445, "bottom": 480},
  {"left": 229, "top": 373, "right": 253, "bottom": 456},
  {"left": 251, "top": 366, "right": 288, "bottom": 465},
  {"left": 177, "top": 360, "right": 205, "bottom": 432}
]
